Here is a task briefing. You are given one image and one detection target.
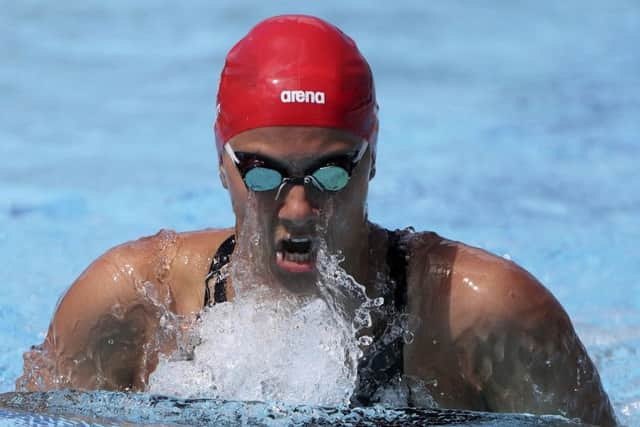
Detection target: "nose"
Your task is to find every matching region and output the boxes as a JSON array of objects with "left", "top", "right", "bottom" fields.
[{"left": 278, "top": 184, "right": 318, "bottom": 223}]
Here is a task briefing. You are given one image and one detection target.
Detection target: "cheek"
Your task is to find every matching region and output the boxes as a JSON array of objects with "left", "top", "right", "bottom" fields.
[
  {"left": 325, "top": 153, "right": 372, "bottom": 215},
  {"left": 326, "top": 175, "right": 369, "bottom": 226},
  {"left": 345, "top": 163, "right": 370, "bottom": 211},
  {"left": 226, "top": 173, "right": 249, "bottom": 222},
  {"left": 228, "top": 178, "right": 280, "bottom": 232}
]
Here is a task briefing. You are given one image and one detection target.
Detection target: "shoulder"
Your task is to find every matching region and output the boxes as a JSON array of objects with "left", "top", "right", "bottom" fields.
[
  {"left": 70, "top": 227, "right": 234, "bottom": 314},
  {"left": 37, "top": 228, "right": 235, "bottom": 390},
  {"left": 450, "top": 241, "right": 568, "bottom": 338},
  {"left": 404, "top": 232, "right": 616, "bottom": 422},
  {"left": 167, "top": 227, "right": 234, "bottom": 301},
  {"left": 405, "top": 232, "right": 570, "bottom": 340},
  {"left": 133, "top": 227, "right": 234, "bottom": 313},
  {"left": 172, "top": 228, "right": 235, "bottom": 262},
  {"left": 103, "top": 227, "right": 233, "bottom": 272}
]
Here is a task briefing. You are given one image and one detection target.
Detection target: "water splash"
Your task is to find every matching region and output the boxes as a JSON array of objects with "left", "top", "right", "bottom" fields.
[
  {"left": 18, "top": 196, "right": 425, "bottom": 408},
  {"left": 16, "top": 229, "right": 190, "bottom": 392},
  {"left": 150, "top": 196, "right": 386, "bottom": 405},
  {"left": 0, "top": 390, "right": 585, "bottom": 427},
  {"left": 149, "top": 246, "right": 373, "bottom": 405}
]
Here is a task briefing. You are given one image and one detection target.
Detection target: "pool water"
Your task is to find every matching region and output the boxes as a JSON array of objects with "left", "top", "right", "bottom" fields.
[{"left": 1, "top": 0, "right": 638, "bottom": 425}]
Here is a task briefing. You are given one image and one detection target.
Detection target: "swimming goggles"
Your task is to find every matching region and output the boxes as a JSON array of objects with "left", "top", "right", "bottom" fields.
[{"left": 225, "top": 141, "right": 368, "bottom": 199}]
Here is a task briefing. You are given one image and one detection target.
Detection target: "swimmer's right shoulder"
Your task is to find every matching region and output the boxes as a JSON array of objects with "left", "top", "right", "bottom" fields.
[
  {"left": 100, "top": 228, "right": 234, "bottom": 314},
  {"left": 173, "top": 228, "right": 235, "bottom": 257},
  {"left": 104, "top": 227, "right": 233, "bottom": 269},
  {"left": 41, "top": 228, "right": 234, "bottom": 391}
]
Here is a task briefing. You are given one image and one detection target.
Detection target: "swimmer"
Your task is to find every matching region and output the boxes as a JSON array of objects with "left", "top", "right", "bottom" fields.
[{"left": 18, "top": 15, "right": 617, "bottom": 426}]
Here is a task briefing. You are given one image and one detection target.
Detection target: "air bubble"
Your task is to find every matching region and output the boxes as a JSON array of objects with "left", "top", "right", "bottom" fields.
[
  {"left": 403, "top": 331, "right": 415, "bottom": 345},
  {"left": 358, "top": 336, "right": 373, "bottom": 346}
]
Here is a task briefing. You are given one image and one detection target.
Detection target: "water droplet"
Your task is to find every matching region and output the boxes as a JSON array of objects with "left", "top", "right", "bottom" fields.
[
  {"left": 353, "top": 308, "right": 372, "bottom": 328},
  {"left": 147, "top": 214, "right": 380, "bottom": 406},
  {"left": 123, "top": 264, "right": 134, "bottom": 276},
  {"left": 358, "top": 336, "right": 373, "bottom": 346},
  {"left": 403, "top": 331, "right": 415, "bottom": 344}
]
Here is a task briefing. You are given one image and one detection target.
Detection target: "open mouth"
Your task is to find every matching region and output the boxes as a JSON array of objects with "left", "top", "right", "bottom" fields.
[{"left": 275, "top": 236, "right": 316, "bottom": 273}]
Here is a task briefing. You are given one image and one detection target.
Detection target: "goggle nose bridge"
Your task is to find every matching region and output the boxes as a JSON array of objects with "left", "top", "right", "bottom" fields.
[{"left": 275, "top": 175, "right": 324, "bottom": 200}]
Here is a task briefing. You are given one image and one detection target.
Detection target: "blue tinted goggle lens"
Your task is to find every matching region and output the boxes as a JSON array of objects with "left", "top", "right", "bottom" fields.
[
  {"left": 311, "top": 166, "right": 350, "bottom": 191},
  {"left": 243, "top": 165, "right": 350, "bottom": 192},
  {"left": 243, "top": 167, "right": 283, "bottom": 191}
]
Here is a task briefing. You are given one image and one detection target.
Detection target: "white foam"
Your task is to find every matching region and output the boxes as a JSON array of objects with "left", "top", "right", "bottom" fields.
[
  {"left": 149, "top": 243, "right": 374, "bottom": 405},
  {"left": 150, "top": 197, "right": 374, "bottom": 405},
  {"left": 150, "top": 292, "right": 361, "bottom": 405},
  {"left": 148, "top": 197, "right": 432, "bottom": 406}
]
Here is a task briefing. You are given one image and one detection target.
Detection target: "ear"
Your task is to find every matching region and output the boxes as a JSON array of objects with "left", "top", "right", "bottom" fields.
[{"left": 219, "top": 167, "right": 229, "bottom": 189}]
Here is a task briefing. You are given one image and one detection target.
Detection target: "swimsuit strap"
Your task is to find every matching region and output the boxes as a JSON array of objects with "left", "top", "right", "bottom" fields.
[
  {"left": 204, "top": 234, "right": 236, "bottom": 307},
  {"left": 351, "top": 227, "right": 410, "bottom": 406},
  {"left": 387, "top": 226, "right": 410, "bottom": 380},
  {"left": 386, "top": 228, "right": 409, "bottom": 314}
]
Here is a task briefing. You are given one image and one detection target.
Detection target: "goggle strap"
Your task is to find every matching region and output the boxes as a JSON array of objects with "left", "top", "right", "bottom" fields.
[
  {"left": 353, "top": 141, "right": 368, "bottom": 164},
  {"left": 275, "top": 179, "right": 289, "bottom": 200},
  {"left": 224, "top": 143, "right": 240, "bottom": 164}
]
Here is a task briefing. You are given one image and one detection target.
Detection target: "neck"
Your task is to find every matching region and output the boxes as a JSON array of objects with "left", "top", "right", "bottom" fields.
[{"left": 337, "top": 220, "right": 383, "bottom": 292}]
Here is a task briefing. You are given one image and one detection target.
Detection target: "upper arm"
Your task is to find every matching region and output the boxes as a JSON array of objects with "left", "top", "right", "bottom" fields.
[
  {"left": 26, "top": 232, "right": 177, "bottom": 391},
  {"left": 450, "top": 252, "right": 617, "bottom": 425},
  {"left": 18, "top": 228, "right": 233, "bottom": 392}
]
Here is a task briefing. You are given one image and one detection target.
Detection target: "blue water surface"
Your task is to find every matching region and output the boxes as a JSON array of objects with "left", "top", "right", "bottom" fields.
[{"left": 1, "top": 0, "right": 639, "bottom": 425}]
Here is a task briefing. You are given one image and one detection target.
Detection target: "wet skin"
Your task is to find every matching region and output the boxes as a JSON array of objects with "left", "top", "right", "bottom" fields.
[
  {"left": 219, "top": 127, "right": 373, "bottom": 295},
  {"left": 18, "top": 127, "right": 617, "bottom": 426}
]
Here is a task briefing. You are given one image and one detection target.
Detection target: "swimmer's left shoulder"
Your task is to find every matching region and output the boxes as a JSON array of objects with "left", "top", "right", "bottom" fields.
[
  {"left": 405, "top": 232, "right": 568, "bottom": 334},
  {"left": 434, "top": 241, "right": 616, "bottom": 425},
  {"left": 450, "top": 241, "right": 570, "bottom": 338},
  {"left": 454, "top": 242, "right": 559, "bottom": 304}
]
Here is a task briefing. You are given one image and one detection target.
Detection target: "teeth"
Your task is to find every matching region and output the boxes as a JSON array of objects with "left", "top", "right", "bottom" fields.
[
  {"left": 285, "top": 252, "right": 312, "bottom": 263},
  {"left": 276, "top": 250, "right": 313, "bottom": 264},
  {"left": 281, "top": 237, "right": 313, "bottom": 254},
  {"left": 290, "top": 237, "right": 311, "bottom": 244}
]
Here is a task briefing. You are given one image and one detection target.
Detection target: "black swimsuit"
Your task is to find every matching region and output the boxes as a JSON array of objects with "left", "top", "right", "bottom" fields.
[
  {"left": 204, "top": 234, "right": 236, "bottom": 307},
  {"left": 203, "top": 230, "right": 409, "bottom": 406}
]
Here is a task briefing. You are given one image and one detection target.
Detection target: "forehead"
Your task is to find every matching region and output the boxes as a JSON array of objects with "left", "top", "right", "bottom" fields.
[{"left": 228, "top": 127, "right": 363, "bottom": 157}]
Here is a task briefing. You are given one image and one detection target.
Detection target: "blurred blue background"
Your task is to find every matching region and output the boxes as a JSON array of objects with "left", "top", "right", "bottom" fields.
[{"left": 1, "top": 1, "right": 638, "bottom": 423}]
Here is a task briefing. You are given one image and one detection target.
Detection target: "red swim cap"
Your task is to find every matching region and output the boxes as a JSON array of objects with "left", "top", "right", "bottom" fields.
[{"left": 214, "top": 15, "right": 378, "bottom": 156}]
